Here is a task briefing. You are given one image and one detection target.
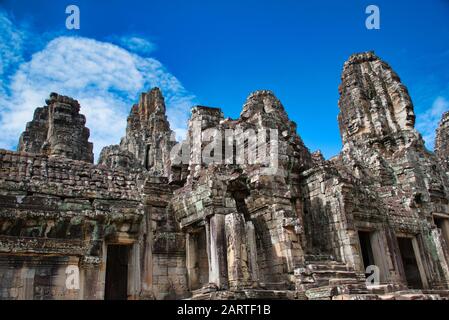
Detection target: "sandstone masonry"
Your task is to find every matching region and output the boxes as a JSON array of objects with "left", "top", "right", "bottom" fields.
[{"left": 0, "top": 52, "right": 448, "bottom": 300}]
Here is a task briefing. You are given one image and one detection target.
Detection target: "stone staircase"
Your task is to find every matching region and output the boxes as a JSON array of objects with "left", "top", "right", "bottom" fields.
[
  {"left": 187, "top": 254, "right": 449, "bottom": 300},
  {"left": 365, "top": 285, "right": 449, "bottom": 300},
  {"left": 295, "top": 256, "right": 369, "bottom": 300},
  {"left": 188, "top": 284, "right": 296, "bottom": 300},
  {"left": 295, "top": 255, "right": 449, "bottom": 300}
]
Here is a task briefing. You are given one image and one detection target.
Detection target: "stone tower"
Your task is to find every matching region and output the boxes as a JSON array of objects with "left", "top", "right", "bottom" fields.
[
  {"left": 338, "top": 51, "right": 416, "bottom": 146},
  {"left": 18, "top": 93, "right": 94, "bottom": 163},
  {"left": 99, "top": 88, "right": 176, "bottom": 177},
  {"left": 436, "top": 111, "right": 449, "bottom": 173},
  {"left": 1, "top": 52, "right": 449, "bottom": 301}
]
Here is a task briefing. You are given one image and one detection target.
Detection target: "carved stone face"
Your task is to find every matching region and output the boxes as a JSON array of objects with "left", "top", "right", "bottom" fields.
[
  {"left": 347, "top": 117, "right": 362, "bottom": 136},
  {"left": 392, "top": 99, "right": 416, "bottom": 130},
  {"left": 403, "top": 102, "right": 416, "bottom": 128},
  {"left": 392, "top": 86, "right": 416, "bottom": 129},
  {"left": 345, "top": 99, "right": 371, "bottom": 138}
]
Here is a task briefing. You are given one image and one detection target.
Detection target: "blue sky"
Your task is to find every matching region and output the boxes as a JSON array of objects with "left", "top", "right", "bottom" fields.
[{"left": 1, "top": 0, "right": 448, "bottom": 160}]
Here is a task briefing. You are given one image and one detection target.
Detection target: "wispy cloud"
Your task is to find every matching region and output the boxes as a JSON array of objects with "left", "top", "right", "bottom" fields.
[
  {"left": 416, "top": 96, "right": 449, "bottom": 150},
  {"left": 0, "top": 11, "right": 195, "bottom": 161},
  {"left": 115, "top": 36, "right": 157, "bottom": 55},
  {"left": 0, "top": 10, "right": 26, "bottom": 88}
]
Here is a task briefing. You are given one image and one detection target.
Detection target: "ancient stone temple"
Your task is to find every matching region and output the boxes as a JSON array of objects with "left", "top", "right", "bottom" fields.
[
  {"left": 18, "top": 93, "right": 94, "bottom": 164},
  {"left": 0, "top": 51, "right": 448, "bottom": 300}
]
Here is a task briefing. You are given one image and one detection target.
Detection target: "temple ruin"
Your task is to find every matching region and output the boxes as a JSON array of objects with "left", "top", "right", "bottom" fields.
[{"left": 0, "top": 51, "right": 449, "bottom": 300}]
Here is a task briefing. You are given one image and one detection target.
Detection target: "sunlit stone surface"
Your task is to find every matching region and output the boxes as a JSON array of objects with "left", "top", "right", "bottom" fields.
[{"left": 1, "top": 52, "right": 448, "bottom": 300}]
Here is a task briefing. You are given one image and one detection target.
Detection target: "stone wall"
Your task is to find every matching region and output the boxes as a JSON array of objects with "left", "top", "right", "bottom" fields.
[
  {"left": 142, "top": 178, "right": 188, "bottom": 299},
  {"left": 335, "top": 52, "right": 449, "bottom": 288},
  {"left": 1, "top": 51, "right": 449, "bottom": 300},
  {"left": 436, "top": 111, "right": 449, "bottom": 174},
  {"left": 172, "top": 90, "right": 315, "bottom": 292},
  {"left": 0, "top": 149, "right": 144, "bottom": 299}
]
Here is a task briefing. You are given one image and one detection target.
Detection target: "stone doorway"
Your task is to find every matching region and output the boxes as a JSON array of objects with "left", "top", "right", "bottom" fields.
[
  {"left": 397, "top": 237, "right": 424, "bottom": 289},
  {"left": 358, "top": 231, "right": 375, "bottom": 276},
  {"left": 104, "top": 244, "right": 130, "bottom": 300},
  {"left": 186, "top": 228, "right": 210, "bottom": 291}
]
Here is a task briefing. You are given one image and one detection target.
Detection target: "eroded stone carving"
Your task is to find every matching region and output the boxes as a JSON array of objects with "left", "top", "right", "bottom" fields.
[
  {"left": 436, "top": 111, "right": 449, "bottom": 173},
  {"left": 99, "top": 88, "right": 176, "bottom": 175},
  {"left": 1, "top": 52, "right": 449, "bottom": 300},
  {"left": 18, "top": 93, "right": 94, "bottom": 163}
]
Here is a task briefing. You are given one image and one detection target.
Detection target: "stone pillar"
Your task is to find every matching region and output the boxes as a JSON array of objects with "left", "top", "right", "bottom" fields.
[
  {"left": 186, "top": 232, "right": 199, "bottom": 290},
  {"left": 208, "top": 214, "right": 228, "bottom": 288},
  {"left": 225, "top": 212, "right": 252, "bottom": 289},
  {"left": 441, "top": 219, "right": 449, "bottom": 248},
  {"left": 140, "top": 209, "right": 153, "bottom": 297},
  {"left": 99, "top": 242, "right": 108, "bottom": 299},
  {"left": 430, "top": 228, "right": 449, "bottom": 287},
  {"left": 80, "top": 261, "right": 99, "bottom": 300},
  {"left": 205, "top": 219, "right": 211, "bottom": 272},
  {"left": 19, "top": 268, "right": 35, "bottom": 300},
  {"left": 385, "top": 228, "right": 407, "bottom": 285},
  {"left": 370, "top": 230, "right": 393, "bottom": 283},
  {"left": 246, "top": 221, "right": 259, "bottom": 282},
  {"left": 128, "top": 243, "right": 141, "bottom": 299}
]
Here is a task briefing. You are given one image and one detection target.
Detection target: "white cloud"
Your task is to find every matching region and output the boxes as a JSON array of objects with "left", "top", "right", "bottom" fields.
[
  {"left": 0, "top": 12, "right": 195, "bottom": 161},
  {"left": 416, "top": 96, "right": 449, "bottom": 149},
  {"left": 116, "top": 36, "right": 157, "bottom": 55},
  {"left": 0, "top": 11, "right": 25, "bottom": 78}
]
